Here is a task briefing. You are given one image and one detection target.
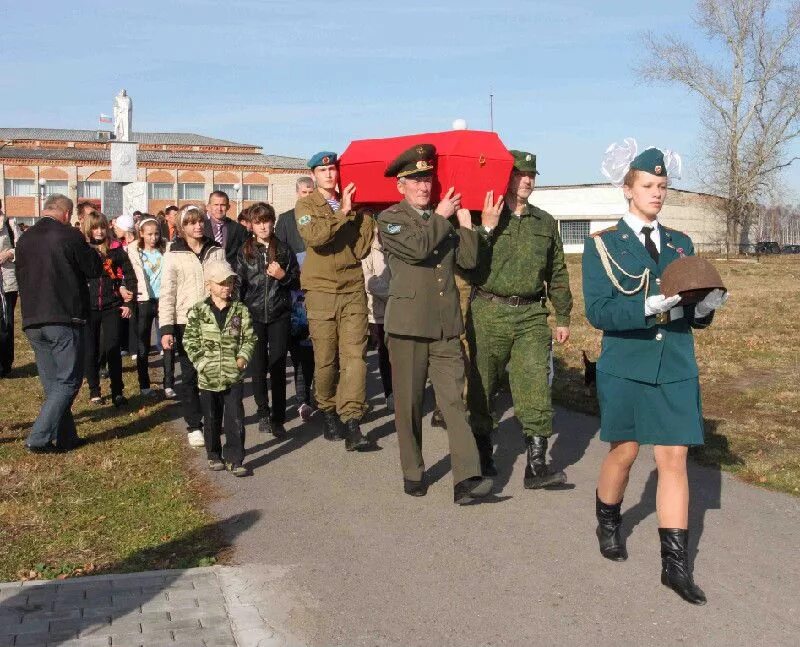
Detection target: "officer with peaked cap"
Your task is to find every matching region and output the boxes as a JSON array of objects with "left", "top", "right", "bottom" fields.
[
  {"left": 377, "top": 143, "right": 493, "bottom": 504},
  {"left": 583, "top": 143, "right": 728, "bottom": 605},
  {"left": 295, "top": 151, "right": 375, "bottom": 451},
  {"left": 465, "top": 149, "right": 573, "bottom": 489}
]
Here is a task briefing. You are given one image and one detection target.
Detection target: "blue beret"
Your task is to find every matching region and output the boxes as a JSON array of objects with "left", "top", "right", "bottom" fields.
[
  {"left": 630, "top": 148, "right": 667, "bottom": 176},
  {"left": 307, "top": 151, "right": 338, "bottom": 169}
]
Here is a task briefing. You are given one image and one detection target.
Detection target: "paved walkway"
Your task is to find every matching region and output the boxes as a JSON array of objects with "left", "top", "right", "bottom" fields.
[
  {"left": 2, "top": 354, "right": 798, "bottom": 646},
  {"left": 196, "top": 357, "right": 799, "bottom": 646},
  {"left": 0, "top": 566, "right": 297, "bottom": 647}
]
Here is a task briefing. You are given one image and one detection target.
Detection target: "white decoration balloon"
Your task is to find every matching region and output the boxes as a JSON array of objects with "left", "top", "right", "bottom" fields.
[{"left": 452, "top": 118, "right": 468, "bottom": 130}]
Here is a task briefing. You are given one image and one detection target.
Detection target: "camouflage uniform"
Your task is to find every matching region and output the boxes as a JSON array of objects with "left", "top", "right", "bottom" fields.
[
  {"left": 183, "top": 298, "right": 256, "bottom": 391},
  {"left": 183, "top": 297, "right": 256, "bottom": 467},
  {"left": 466, "top": 203, "right": 572, "bottom": 440}
]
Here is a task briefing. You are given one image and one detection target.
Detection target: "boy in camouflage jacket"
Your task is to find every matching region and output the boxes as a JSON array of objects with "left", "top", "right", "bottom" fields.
[{"left": 184, "top": 260, "right": 256, "bottom": 476}]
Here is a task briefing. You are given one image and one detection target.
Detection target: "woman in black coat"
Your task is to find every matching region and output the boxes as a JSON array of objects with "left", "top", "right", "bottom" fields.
[
  {"left": 236, "top": 202, "right": 300, "bottom": 437},
  {"left": 82, "top": 211, "right": 137, "bottom": 406}
]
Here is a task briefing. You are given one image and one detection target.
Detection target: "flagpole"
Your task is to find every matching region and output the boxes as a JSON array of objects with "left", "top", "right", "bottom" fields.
[{"left": 489, "top": 92, "right": 494, "bottom": 132}]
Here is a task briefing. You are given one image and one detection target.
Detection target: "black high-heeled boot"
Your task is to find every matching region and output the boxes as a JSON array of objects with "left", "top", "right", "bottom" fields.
[
  {"left": 659, "top": 528, "right": 707, "bottom": 605},
  {"left": 595, "top": 492, "right": 627, "bottom": 561}
]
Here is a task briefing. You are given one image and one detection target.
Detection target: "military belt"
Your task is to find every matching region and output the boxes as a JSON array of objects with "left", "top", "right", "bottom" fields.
[
  {"left": 655, "top": 306, "right": 685, "bottom": 325},
  {"left": 474, "top": 287, "right": 545, "bottom": 308}
]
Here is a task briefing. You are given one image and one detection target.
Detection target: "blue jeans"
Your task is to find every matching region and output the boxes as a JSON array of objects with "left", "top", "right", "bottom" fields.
[{"left": 25, "top": 324, "right": 84, "bottom": 448}]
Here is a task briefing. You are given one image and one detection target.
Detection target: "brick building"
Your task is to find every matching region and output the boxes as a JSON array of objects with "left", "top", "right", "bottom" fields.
[{"left": 0, "top": 128, "right": 309, "bottom": 224}]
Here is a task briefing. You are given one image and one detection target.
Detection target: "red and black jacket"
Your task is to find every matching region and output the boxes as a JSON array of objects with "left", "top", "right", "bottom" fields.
[{"left": 87, "top": 244, "right": 138, "bottom": 312}]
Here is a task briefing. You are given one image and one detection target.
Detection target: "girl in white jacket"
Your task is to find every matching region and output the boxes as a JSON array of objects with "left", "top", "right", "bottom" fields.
[{"left": 159, "top": 206, "right": 225, "bottom": 447}]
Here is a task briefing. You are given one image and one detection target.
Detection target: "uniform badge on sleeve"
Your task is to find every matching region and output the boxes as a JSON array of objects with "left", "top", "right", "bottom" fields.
[
  {"left": 385, "top": 223, "right": 402, "bottom": 234},
  {"left": 298, "top": 215, "right": 311, "bottom": 226}
]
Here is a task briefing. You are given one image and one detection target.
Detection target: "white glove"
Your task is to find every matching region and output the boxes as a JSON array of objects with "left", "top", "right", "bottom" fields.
[
  {"left": 694, "top": 289, "right": 728, "bottom": 318},
  {"left": 645, "top": 294, "right": 682, "bottom": 316}
]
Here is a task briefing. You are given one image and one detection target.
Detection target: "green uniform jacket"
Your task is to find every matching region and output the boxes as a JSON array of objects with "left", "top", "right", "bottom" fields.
[
  {"left": 470, "top": 204, "right": 572, "bottom": 326},
  {"left": 183, "top": 299, "right": 256, "bottom": 392},
  {"left": 295, "top": 189, "right": 374, "bottom": 293},
  {"left": 582, "top": 218, "right": 714, "bottom": 385},
  {"left": 377, "top": 200, "right": 479, "bottom": 339}
]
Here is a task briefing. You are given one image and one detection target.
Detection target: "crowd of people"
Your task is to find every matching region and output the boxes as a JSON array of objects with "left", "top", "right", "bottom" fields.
[{"left": 0, "top": 141, "right": 729, "bottom": 606}]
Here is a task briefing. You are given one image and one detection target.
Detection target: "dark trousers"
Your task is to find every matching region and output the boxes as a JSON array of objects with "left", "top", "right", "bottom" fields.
[
  {"left": 369, "top": 322, "right": 393, "bottom": 398},
  {"left": 288, "top": 339, "right": 314, "bottom": 406},
  {"left": 200, "top": 382, "right": 245, "bottom": 465},
  {"left": 136, "top": 299, "right": 174, "bottom": 390},
  {"left": 25, "top": 324, "right": 83, "bottom": 448},
  {"left": 175, "top": 324, "right": 202, "bottom": 431},
  {"left": 251, "top": 318, "right": 289, "bottom": 423},
  {"left": 85, "top": 308, "right": 123, "bottom": 398},
  {"left": 0, "top": 290, "right": 17, "bottom": 374}
]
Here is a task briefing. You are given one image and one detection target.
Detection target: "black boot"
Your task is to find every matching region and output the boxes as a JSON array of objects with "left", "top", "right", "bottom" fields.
[
  {"left": 403, "top": 477, "right": 428, "bottom": 497},
  {"left": 258, "top": 416, "right": 273, "bottom": 435},
  {"left": 595, "top": 492, "right": 627, "bottom": 561},
  {"left": 344, "top": 419, "right": 372, "bottom": 451},
  {"left": 323, "top": 412, "right": 343, "bottom": 441},
  {"left": 430, "top": 408, "right": 447, "bottom": 429},
  {"left": 454, "top": 476, "right": 493, "bottom": 505},
  {"left": 475, "top": 434, "right": 498, "bottom": 477},
  {"left": 523, "top": 436, "right": 566, "bottom": 489},
  {"left": 659, "top": 528, "right": 707, "bottom": 605}
]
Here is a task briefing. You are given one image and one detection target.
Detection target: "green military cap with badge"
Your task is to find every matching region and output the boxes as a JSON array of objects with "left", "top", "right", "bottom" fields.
[
  {"left": 307, "top": 151, "right": 338, "bottom": 169},
  {"left": 384, "top": 144, "right": 436, "bottom": 179},
  {"left": 509, "top": 149, "right": 540, "bottom": 175},
  {"left": 630, "top": 147, "right": 667, "bottom": 177}
]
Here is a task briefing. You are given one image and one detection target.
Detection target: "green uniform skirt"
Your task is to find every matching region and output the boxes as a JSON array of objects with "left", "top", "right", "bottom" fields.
[{"left": 597, "top": 371, "right": 705, "bottom": 446}]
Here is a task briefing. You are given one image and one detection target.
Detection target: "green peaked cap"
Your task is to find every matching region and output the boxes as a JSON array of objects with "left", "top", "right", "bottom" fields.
[
  {"left": 385, "top": 143, "right": 436, "bottom": 178},
  {"left": 509, "top": 150, "right": 540, "bottom": 175},
  {"left": 630, "top": 148, "right": 667, "bottom": 176}
]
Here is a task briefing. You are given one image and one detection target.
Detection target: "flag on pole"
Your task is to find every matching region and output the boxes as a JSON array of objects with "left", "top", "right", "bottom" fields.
[{"left": 99, "top": 113, "right": 112, "bottom": 124}]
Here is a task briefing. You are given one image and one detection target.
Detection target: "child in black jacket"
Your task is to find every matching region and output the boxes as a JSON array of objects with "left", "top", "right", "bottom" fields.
[{"left": 82, "top": 211, "right": 137, "bottom": 406}]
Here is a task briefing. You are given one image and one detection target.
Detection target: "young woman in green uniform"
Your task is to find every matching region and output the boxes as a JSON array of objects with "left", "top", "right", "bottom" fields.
[{"left": 582, "top": 141, "right": 728, "bottom": 605}]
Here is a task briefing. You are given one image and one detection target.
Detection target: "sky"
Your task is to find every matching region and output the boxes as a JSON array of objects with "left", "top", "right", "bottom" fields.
[{"left": 1, "top": 0, "right": 798, "bottom": 199}]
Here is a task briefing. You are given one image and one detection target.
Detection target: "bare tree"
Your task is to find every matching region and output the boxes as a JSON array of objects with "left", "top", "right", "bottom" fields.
[
  {"left": 640, "top": 0, "right": 800, "bottom": 256},
  {"left": 759, "top": 202, "right": 800, "bottom": 244}
]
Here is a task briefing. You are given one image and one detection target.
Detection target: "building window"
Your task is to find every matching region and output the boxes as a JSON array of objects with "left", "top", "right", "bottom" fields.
[
  {"left": 3, "top": 179, "right": 36, "bottom": 197},
  {"left": 178, "top": 183, "right": 205, "bottom": 200},
  {"left": 44, "top": 180, "right": 68, "bottom": 197},
  {"left": 559, "top": 220, "right": 590, "bottom": 245},
  {"left": 148, "top": 183, "right": 174, "bottom": 200},
  {"left": 213, "top": 184, "right": 236, "bottom": 200},
  {"left": 243, "top": 184, "right": 268, "bottom": 201},
  {"left": 78, "top": 181, "right": 103, "bottom": 199}
]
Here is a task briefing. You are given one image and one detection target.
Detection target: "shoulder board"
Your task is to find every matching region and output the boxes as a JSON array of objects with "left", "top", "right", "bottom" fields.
[
  {"left": 590, "top": 226, "right": 617, "bottom": 238},
  {"left": 531, "top": 205, "right": 554, "bottom": 219},
  {"left": 377, "top": 205, "right": 403, "bottom": 219}
]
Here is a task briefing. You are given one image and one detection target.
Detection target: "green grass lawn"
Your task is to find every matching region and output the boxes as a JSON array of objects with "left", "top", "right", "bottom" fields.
[
  {"left": 552, "top": 254, "right": 800, "bottom": 497},
  {"left": 0, "top": 328, "right": 226, "bottom": 582}
]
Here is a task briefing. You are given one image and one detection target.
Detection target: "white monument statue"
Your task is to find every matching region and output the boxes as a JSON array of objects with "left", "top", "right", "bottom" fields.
[{"left": 113, "top": 89, "right": 133, "bottom": 141}]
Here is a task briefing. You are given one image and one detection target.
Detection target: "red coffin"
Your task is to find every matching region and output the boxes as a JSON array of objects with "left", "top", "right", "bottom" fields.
[{"left": 339, "top": 130, "right": 513, "bottom": 211}]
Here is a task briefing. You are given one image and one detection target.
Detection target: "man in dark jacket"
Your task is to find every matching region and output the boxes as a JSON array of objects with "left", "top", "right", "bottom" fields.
[
  {"left": 275, "top": 176, "right": 314, "bottom": 255},
  {"left": 15, "top": 194, "right": 102, "bottom": 452},
  {"left": 204, "top": 191, "right": 249, "bottom": 268}
]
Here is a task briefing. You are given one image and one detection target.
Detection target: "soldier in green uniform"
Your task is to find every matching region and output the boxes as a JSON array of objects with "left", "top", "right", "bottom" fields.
[
  {"left": 378, "top": 144, "right": 493, "bottom": 504},
  {"left": 583, "top": 145, "right": 727, "bottom": 605},
  {"left": 465, "top": 150, "right": 573, "bottom": 489},
  {"left": 295, "top": 151, "right": 375, "bottom": 451}
]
